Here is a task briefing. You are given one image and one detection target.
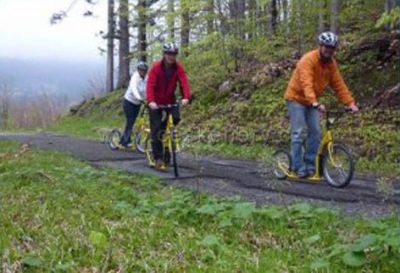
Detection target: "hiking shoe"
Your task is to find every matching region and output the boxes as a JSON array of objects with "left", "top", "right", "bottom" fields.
[
  {"left": 307, "top": 169, "right": 316, "bottom": 177},
  {"left": 119, "top": 141, "right": 133, "bottom": 148},
  {"left": 164, "top": 150, "right": 171, "bottom": 167},
  {"left": 296, "top": 170, "right": 308, "bottom": 178},
  {"left": 155, "top": 159, "right": 167, "bottom": 172}
]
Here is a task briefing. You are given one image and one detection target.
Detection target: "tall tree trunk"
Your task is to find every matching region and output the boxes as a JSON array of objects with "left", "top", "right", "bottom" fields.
[
  {"left": 330, "top": 0, "right": 339, "bottom": 34},
  {"left": 318, "top": 0, "right": 327, "bottom": 33},
  {"left": 228, "top": 0, "right": 236, "bottom": 33},
  {"left": 180, "top": 0, "right": 190, "bottom": 56},
  {"left": 263, "top": 4, "right": 269, "bottom": 37},
  {"left": 295, "top": 0, "right": 303, "bottom": 55},
  {"left": 117, "top": 0, "right": 130, "bottom": 89},
  {"left": 0, "top": 83, "right": 13, "bottom": 129},
  {"left": 167, "top": 0, "right": 175, "bottom": 41},
  {"left": 228, "top": 0, "right": 245, "bottom": 71},
  {"left": 282, "top": 0, "right": 289, "bottom": 38},
  {"left": 238, "top": 0, "right": 246, "bottom": 39},
  {"left": 206, "top": 0, "right": 214, "bottom": 34},
  {"left": 268, "top": 0, "right": 278, "bottom": 38},
  {"left": 229, "top": 0, "right": 245, "bottom": 38},
  {"left": 138, "top": 0, "right": 147, "bottom": 62},
  {"left": 216, "top": 0, "right": 228, "bottom": 34},
  {"left": 106, "top": 0, "right": 115, "bottom": 92},
  {"left": 256, "top": 3, "right": 265, "bottom": 38},
  {"left": 247, "top": 0, "right": 257, "bottom": 39}
]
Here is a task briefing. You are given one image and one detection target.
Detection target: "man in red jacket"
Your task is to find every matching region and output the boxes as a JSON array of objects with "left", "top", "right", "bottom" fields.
[{"left": 146, "top": 43, "right": 191, "bottom": 171}]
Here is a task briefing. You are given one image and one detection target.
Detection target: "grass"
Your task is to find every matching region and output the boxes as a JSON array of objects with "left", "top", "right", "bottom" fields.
[
  {"left": 49, "top": 115, "right": 120, "bottom": 140},
  {"left": 0, "top": 140, "right": 399, "bottom": 272}
]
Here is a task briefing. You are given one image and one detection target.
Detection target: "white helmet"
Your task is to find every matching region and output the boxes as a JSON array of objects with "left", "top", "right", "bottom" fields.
[
  {"left": 136, "top": 61, "right": 148, "bottom": 71},
  {"left": 318, "top": 31, "right": 338, "bottom": 48},
  {"left": 162, "top": 42, "right": 179, "bottom": 54}
]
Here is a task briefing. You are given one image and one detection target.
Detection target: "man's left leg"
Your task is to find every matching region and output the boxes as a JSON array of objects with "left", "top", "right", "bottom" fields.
[
  {"left": 149, "top": 109, "right": 165, "bottom": 162},
  {"left": 164, "top": 106, "right": 180, "bottom": 165},
  {"left": 170, "top": 106, "right": 181, "bottom": 125},
  {"left": 304, "top": 107, "right": 321, "bottom": 176}
]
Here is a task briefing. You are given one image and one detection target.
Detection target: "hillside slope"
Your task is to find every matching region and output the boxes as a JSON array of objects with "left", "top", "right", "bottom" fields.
[{"left": 52, "top": 30, "right": 400, "bottom": 175}]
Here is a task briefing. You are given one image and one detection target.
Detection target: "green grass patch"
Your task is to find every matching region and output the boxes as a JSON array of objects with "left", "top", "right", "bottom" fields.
[
  {"left": 0, "top": 140, "right": 399, "bottom": 272},
  {"left": 187, "top": 142, "right": 274, "bottom": 161},
  {"left": 49, "top": 115, "right": 120, "bottom": 140}
]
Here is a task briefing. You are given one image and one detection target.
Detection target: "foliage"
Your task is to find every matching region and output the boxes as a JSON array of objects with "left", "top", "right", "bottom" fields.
[
  {"left": 376, "top": 7, "right": 400, "bottom": 29},
  {"left": 0, "top": 141, "right": 399, "bottom": 272}
]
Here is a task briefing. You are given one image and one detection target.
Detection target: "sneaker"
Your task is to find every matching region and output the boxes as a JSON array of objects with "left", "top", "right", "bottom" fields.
[
  {"left": 126, "top": 142, "right": 133, "bottom": 148},
  {"left": 307, "top": 169, "right": 316, "bottom": 177},
  {"left": 120, "top": 142, "right": 133, "bottom": 148},
  {"left": 119, "top": 139, "right": 133, "bottom": 148},
  {"left": 155, "top": 159, "right": 167, "bottom": 172},
  {"left": 296, "top": 170, "right": 308, "bottom": 178},
  {"left": 164, "top": 150, "right": 171, "bottom": 167}
]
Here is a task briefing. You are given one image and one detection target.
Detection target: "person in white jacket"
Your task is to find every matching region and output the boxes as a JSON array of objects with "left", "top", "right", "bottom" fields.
[{"left": 120, "top": 61, "right": 148, "bottom": 147}]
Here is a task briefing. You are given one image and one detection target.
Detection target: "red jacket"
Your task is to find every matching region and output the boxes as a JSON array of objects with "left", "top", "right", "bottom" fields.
[{"left": 146, "top": 60, "right": 191, "bottom": 105}]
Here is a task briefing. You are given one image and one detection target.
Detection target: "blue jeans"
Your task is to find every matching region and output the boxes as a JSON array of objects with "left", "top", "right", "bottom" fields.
[{"left": 287, "top": 100, "right": 321, "bottom": 174}]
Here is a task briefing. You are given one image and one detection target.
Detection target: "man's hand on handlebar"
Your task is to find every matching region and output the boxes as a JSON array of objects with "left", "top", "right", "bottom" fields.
[
  {"left": 149, "top": 99, "right": 191, "bottom": 110},
  {"left": 312, "top": 102, "right": 326, "bottom": 113},
  {"left": 348, "top": 102, "right": 359, "bottom": 113},
  {"left": 181, "top": 99, "right": 189, "bottom": 107},
  {"left": 148, "top": 102, "right": 158, "bottom": 110}
]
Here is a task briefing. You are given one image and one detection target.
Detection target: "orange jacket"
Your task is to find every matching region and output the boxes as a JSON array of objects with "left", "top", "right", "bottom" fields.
[{"left": 284, "top": 49, "right": 354, "bottom": 106}]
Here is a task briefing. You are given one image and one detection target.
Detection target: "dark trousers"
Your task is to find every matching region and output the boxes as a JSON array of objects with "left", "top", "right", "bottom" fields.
[
  {"left": 149, "top": 106, "right": 180, "bottom": 160},
  {"left": 120, "top": 99, "right": 141, "bottom": 146}
]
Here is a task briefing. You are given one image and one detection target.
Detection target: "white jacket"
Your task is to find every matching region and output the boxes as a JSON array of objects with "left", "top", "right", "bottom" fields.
[{"left": 124, "top": 71, "right": 147, "bottom": 105}]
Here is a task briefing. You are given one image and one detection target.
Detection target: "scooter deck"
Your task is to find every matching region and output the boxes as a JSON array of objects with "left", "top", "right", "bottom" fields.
[
  {"left": 286, "top": 173, "right": 322, "bottom": 183},
  {"left": 114, "top": 143, "right": 136, "bottom": 151}
]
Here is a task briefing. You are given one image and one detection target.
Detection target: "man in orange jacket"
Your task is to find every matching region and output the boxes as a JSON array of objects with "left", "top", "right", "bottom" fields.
[{"left": 284, "top": 31, "right": 359, "bottom": 178}]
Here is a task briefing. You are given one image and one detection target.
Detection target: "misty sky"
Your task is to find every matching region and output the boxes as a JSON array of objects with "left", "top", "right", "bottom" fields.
[{"left": 0, "top": 0, "right": 107, "bottom": 62}]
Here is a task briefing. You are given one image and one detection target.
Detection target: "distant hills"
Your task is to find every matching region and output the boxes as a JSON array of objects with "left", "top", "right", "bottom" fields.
[{"left": 0, "top": 57, "right": 106, "bottom": 105}]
